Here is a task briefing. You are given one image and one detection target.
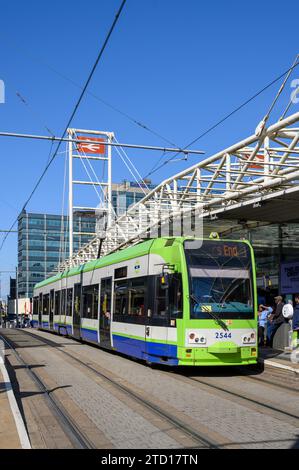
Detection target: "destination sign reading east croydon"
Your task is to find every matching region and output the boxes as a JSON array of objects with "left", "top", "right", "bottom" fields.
[{"left": 77, "top": 136, "right": 105, "bottom": 154}]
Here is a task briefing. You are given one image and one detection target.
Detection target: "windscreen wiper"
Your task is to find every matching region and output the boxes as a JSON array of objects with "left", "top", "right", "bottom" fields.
[{"left": 190, "top": 293, "right": 229, "bottom": 331}]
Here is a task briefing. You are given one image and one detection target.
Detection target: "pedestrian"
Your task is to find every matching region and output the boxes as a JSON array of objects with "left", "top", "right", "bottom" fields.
[
  {"left": 266, "top": 295, "right": 285, "bottom": 347},
  {"left": 258, "top": 304, "right": 272, "bottom": 346},
  {"left": 292, "top": 295, "right": 299, "bottom": 342},
  {"left": 29, "top": 312, "right": 33, "bottom": 328}
]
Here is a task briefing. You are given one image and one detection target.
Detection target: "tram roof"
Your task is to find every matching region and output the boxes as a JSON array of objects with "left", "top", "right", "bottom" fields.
[
  {"left": 34, "top": 236, "right": 253, "bottom": 290},
  {"left": 34, "top": 238, "right": 156, "bottom": 289}
]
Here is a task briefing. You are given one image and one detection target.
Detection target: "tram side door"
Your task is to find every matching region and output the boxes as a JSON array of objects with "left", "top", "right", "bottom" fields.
[
  {"left": 73, "top": 283, "right": 82, "bottom": 339},
  {"left": 145, "top": 276, "right": 169, "bottom": 361},
  {"left": 49, "top": 289, "right": 54, "bottom": 330},
  {"left": 99, "top": 277, "right": 112, "bottom": 349},
  {"left": 38, "top": 293, "right": 43, "bottom": 327}
]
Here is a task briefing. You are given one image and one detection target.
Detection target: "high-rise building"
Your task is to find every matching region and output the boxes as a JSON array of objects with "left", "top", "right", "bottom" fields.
[
  {"left": 111, "top": 180, "right": 155, "bottom": 216},
  {"left": 18, "top": 210, "right": 96, "bottom": 298},
  {"left": 96, "top": 179, "right": 155, "bottom": 232},
  {"left": 8, "top": 277, "right": 16, "bottom": 300}
]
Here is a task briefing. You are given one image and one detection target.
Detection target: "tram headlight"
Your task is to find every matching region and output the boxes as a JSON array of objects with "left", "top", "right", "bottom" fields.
[
  {"left": 188, "top": 332, "right": 206, "bottom": 344},
  {"left": 242, "top": 332, "right": 256, "bottom": 344}
]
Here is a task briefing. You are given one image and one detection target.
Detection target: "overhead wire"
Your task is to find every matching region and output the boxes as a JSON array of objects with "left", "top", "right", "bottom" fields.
[
  {"left": 0, "top": 0, "right": 127, "bottom": 255},
  {"left": 59, "top": 146, "right": 68, "bottom": 265},
  {"left": 15, "top": 91, "right": 55, "bottom": 137},
  {"left": 113, "top": 136, "right": 149, "bottom": 193},
  {"left": 144, "top": 59, "right": 299, "bottom": 179},
  {"left": 2, "top": 33, "right": 177, "bottom": 148}
]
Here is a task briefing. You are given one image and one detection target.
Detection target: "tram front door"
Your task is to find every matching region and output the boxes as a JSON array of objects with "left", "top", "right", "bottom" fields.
[
  {"left": 73, "top": 283, "right": 82, "bottom": 339},
  {"left": 49, "top": 289, "right": 54, "bottom": 330},
  {"left": 99, "top": 277, "right": 112, "bottom": 349},
  {"left": 38, "top": 293, "right": 42, "bottom": 327}
]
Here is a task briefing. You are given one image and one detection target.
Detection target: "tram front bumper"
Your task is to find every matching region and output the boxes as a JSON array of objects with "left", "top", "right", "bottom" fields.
[{"left": 178, "top": 345, "right": 258, "bottom": 366}]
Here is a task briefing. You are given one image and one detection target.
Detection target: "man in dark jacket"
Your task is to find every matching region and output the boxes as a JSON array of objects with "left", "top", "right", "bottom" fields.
[{"left": 266, "top": 295, "right": 285, "bottom": 347}]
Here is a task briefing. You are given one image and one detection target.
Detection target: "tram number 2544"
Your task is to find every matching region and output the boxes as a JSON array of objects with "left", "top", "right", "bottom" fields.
[{"left": 215, "top": 332, "right": 232, "bottom": 339}]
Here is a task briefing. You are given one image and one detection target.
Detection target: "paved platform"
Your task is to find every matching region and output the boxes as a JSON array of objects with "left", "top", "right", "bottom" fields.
[
  {"left": 259, "top": 347, "right": 299, "bottom": 374},
  {"left": 0, "top": 365, "right": 23, "bottom": 448}
]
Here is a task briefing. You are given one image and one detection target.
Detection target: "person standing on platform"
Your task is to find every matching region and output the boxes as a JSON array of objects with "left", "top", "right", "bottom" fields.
[
  {"left": 292, "top": 294, "right": 299, "bottom": 339},
  {"left": 258, "top": 304, "right": 272, "bottom": 346},
  {"left": 267, "top": 295, "right": 285, "bottom": 347}
]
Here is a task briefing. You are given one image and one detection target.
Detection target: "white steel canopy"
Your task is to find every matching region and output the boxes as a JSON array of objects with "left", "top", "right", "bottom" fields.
[{"left": 57, "top": 110, "right": 299, "bottom": 271}]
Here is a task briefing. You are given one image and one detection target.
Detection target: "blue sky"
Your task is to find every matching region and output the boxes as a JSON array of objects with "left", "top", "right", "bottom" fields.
[{"left": 0, "top": 0, "right": 299, "bottom": 296}]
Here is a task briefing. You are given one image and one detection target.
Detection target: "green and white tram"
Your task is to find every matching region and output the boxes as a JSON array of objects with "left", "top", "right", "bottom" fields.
[{"left": 33, "top": 236, "right": 258, "bottom": 366}]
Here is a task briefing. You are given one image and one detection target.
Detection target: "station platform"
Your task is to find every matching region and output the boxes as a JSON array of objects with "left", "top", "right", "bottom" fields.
[
  {"left": 258, "top": 347, "right": 299, "bottom": 375},
  {"left": 0, "top": 355, "right": 31, "bottom": 449},
  {"left": 0, "top": 367, "right": 22, "bottom": 448}
]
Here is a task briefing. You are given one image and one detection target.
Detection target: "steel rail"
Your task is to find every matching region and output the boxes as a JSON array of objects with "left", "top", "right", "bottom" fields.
[
  {"left": 0, "top": 333, "right": 95, "bottom": 449},
  {"left": 21, "top": 329, "right": 221, "bottom": 449}
]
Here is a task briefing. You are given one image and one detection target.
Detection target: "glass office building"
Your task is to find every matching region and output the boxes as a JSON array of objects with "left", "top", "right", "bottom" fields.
[
  {"left": 18, "top": 210, "right": 96, "bottom": 298},
  {"left": 111, "top": 180, "right": 156, "bottom": 216}
]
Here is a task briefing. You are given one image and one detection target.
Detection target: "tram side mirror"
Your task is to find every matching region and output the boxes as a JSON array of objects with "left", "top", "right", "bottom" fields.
[{"left": 159, "top": 272, "right": 169, "bottom": 290}]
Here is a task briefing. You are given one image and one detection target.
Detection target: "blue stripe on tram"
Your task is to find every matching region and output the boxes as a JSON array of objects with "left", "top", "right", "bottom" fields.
[
  {"left": 80, "top": 328, "right": 98, "bottom": 342},
  {"left": 112, "top": 334, "right": 178, "bottom": 365}
]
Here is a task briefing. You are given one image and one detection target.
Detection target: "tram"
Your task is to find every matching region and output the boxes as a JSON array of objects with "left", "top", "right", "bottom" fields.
[{"left": 32, "top": 236, "right": 258, "bottom": 366}]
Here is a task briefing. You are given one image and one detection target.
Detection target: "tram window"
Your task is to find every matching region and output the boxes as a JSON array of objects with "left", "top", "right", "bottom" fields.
[
  {"left": 43, "top": 294, "right": 49, "bottom": 314},
  {"left": 114, "top": 266, "right": 128, "bottom": 279},
  {"left": 155, "top": 280, "right": 167, "bottom": 317},
  {"left": 100, "top": 278, "right": 112, "bottom": 323},
  {"left": 33, "top": 296, "right": 39, "bottom": 315},
  {"left": 83, "top": 284, "right": 99, "bottom": 319},
  {"left": 66, "top": 288, "right": 73, "bottom": 316},
  {"left": 128, "top": 278, "right": 146, "bottom": 317},
  {"left": 152, "top": 274, "right": 183, "bottom": 319},
  {"left": 61, "top": 289, "right": 66, "bottom": 316},
  {"left": 114, "top": 281, "right": 128, "bottom": 317},
  {"left": 169, "top": 274, "right": 183, "bottom": 319},
  {"left": 39, "top": 293, "right": 43, "bottom": 315},
  {"left": 50, "top": 290, "right": 55, "bottom": 315},
  {"left": 55, "top": 291, "right": 61, "bottom": 316}
]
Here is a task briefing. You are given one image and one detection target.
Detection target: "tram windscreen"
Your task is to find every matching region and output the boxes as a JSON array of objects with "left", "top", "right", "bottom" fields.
[{"left": 184, "top": 240, "right": 254, "bottom": 319}]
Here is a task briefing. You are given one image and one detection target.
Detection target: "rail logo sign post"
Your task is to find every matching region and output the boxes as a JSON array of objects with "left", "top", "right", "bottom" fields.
[{"left": 77, "top": 136, "right": 105, "bottom": 154}]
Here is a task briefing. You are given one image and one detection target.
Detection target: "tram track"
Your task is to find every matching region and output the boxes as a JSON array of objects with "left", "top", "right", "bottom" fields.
[
  {"left": 0, "top": 333, "right": 96, "bottom": 449},
  {"left": 235, "top": 365, "right": 299, "bottom": 394},
  {"left": 4, "top": 328, "right": 298, "bottom": 448},
  {"left": 1, "top": 329, "right": 227, "bottom": 449},
  {"left": 174, "top": 373, "right": 299, "bottom": 426}
]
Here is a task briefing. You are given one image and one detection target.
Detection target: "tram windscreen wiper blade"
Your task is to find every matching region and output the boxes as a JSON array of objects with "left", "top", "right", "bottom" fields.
[{"left": 190, "top": 293, "right": 229, "bottom": 331}]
